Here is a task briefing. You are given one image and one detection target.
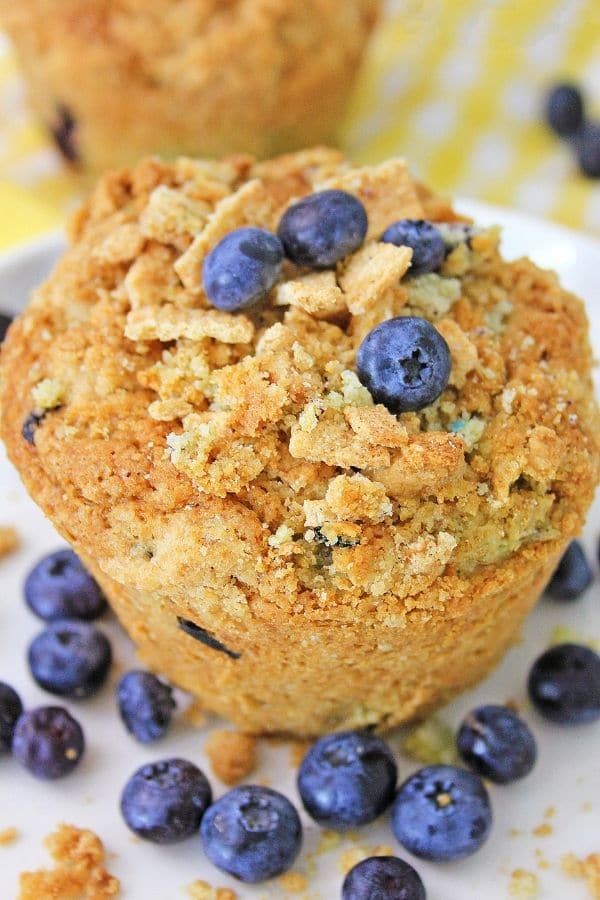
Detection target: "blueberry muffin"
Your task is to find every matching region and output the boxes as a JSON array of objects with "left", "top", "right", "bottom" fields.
[
  {"left": 2, "top": 148, "right": 598, "bottom": 736},
  {"left": 0, "top": 0, "right": 379, "bottom": 171}
]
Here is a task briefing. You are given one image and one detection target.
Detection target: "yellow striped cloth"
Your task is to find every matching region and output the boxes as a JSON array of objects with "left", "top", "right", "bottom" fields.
[{"left": 1, "top": 0, "right": 600, "bottom": 249}]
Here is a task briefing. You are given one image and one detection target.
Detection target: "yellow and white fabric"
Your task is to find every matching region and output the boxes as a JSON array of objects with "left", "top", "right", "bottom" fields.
[{"left": 1, "top": 0, "right": 600, "bottom": 250}]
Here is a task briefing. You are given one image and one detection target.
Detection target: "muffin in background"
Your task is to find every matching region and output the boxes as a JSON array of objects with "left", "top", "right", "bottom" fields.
[
  {"left": 1, "top": 148, "right": 598, "bottom": 737},
  {"left": 0, "top": 0, "right": 380, "bottom": 172}
]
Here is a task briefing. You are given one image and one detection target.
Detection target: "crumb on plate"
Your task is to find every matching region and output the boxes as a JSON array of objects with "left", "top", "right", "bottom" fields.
[
  {"left": 562, "top": 853, "right": 600, "bottom": 899},
  {"left": 19, "top": 824, "right": 120, "bottom": 900},
  {"left": 204, "top": 729, "right": 258, "bottom": 785},
  {"left": 186, "top": 880, "right": 237, "bottom": 900},
  {"left": 0, "top": 525, "right": 18, "bottom": 558},
  {"left": 0, "top": 827, "right": 18, "bottom": 846},
  {"left": 509, "top": 869, "right": 540, "bottom": 898}
]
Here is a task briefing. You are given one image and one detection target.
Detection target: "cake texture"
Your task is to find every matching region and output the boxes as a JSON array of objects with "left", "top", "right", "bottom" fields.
[
  {"left": 0, "top": 0, "right": 379, "bottom": 171},
  {"left": 1, "top": 148, "right": 599, "bottom": 736}
]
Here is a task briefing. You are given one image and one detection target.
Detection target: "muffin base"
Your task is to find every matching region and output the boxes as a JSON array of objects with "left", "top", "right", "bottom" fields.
[{"left": 84, "top": 542, "right": 560, "bottom": 737}]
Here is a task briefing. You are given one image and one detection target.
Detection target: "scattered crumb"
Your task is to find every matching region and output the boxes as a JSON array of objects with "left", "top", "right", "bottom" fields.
[
  {"left": 583, "top": 802, "right": 593, "bottom": 813},
  {"left": 534, "top": 848, "right": 551, "bottom": 871},
  {"left": 402, "top": 716, "right": 459, "bottom": 766},
  {"left": 532, "top": 823, "right": 553, "bottom": 837},
  {"left": 338, "top": 844, "right": 394, "bottom": 876},
  {"left": 544, "top": 806, "right": 556, "bottom": 819},
  {"left": 562, "top": 854, "right": 600, "bottom": 899},
  {"left": 550, "top": 626, "right": 599, "bottom": 651},
  {"left": 182, "top": 700, "right": 207, "bottom": 728},
  {"left": 504, "top": 697, "right": 520, "bottom": 712},
  {"left": 0, "top": 827, "right": 18, "bottom": 846},
  {"left": 509, "top": 829, "right": 523, "bottom": 838},
  {"left": 19, "top": 824, "right": 120, "bottom": 899},
  {"left": 509, "top": 869, "right": 539, "bottom": 898},
  {"left": 186, "top": 881, "right": 238, "bottom": 900},
  {"left": 289, "top": 739, "right": 313, "bottom": 769},
  {"left": 314, "top": 831, "right": 343, "bottom": 856},
  {"left": 205, "top": 730, "right": 257, "bottom": 785},
  {"left": 0, "top": 525, "right": 18, "bottom": 558},
  {"left": 277, "top": 871, "right": 308, "bottom": 894}
]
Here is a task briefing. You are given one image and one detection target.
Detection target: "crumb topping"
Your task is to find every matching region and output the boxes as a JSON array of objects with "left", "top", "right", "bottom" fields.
[{"left": 204, "top": 729, "right": 258, "bottom": 786}]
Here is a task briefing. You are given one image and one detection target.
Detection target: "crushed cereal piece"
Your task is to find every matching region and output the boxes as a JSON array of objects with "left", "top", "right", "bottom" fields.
[
  {"left": 275, "top": 271, "right": 346, "bottom": 318},
  {"left": 0, "top": 526, "right": 19, "bottom": 558},
  {"left": 339, "top": 242, "right": 411, "bottom": 314},
  {"left": 509, "top": 869, "right": 540, "bottom": 898},
  {"left": 140, "top": 185, "right": 211, "bottom": 244},
  {"left": 205, "top": 729, "right": 258, "bottom": 786},
  {"left": 125, "top": 306, "right": 254, "bottom": 344},
  {"left": 19, "top": 824, "right": 120, "bottom": 900}
]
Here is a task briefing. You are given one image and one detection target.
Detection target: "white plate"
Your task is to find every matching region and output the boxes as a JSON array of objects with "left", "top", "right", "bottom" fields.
[{"left": 0, "top": 203, "right": 599, "bottom": 900}]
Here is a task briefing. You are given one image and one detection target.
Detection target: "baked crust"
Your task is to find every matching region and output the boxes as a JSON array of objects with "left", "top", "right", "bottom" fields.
[
  {"left": 1, "top": 149, "right": 598, "bottom": 735},
  {"left": 0, "top": 0, "right": 379, "bottom": 169}
]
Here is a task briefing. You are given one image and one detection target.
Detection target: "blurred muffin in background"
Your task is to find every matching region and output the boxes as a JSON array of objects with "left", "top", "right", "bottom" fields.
[{"left": 0, "top": 0, "right": 380, "bottom": 172}]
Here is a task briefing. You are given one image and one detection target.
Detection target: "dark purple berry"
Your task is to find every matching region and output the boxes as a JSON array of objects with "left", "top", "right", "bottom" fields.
[
  {"left": 203, "top": 227, "right": 283, "bottom": 311},
  {"left": 25, "top": 548, "right": 107, "bottom": 621},
  {"left": 121, "top": 757, "right": 212, "bottom": 844},
  {"left": 528, "top": 643, "right": 600, "bottom": 724},
  {"left": 297, "top": 730, "right": 397, "bottom": 830},
  {"left": 50, "top": 105, "right": 79, "bottom": 164},
  {"left": 545, "top": 541, "right": 593, "bottom": 601},
  {"left": 356, "top": 316, "right": 451, "bottom": 413},
  {"left": 117, "top": 670, "right": 176, "bottom": 743},
  {"left": 28, "top": 620, "right": 112, "bottom": 699},
  {"left": 545, "top": 83, "right": 584, "bottom": 137},
  {"left": 381, "top": 219, "right": 445, "bottom": 276},
  {"left": 342, "top": 855, "right": 426, "bottom": 900},
  {"left": 391, "top": 765, "right": 492, "bottom": 861},
  {"left": 576, "top": 122, "right": 600, "bottom": 178},
  {"left": 22, "top": 411, "right": 44, "bottom": 444},
  {"left": 457, "top": 704, "right": 537, "bottom": 784},
  {"left": 201, "top": 785, "right": 302, "bottom": 883},
  {"left": 277, "top": 190, "right": 368, "bottom": 268},
  {"left": 12, "top": 706, "right": 84, "bottom": 779},
  {"left": 0, "top": 681, "right": 23, "bottom": 752}
]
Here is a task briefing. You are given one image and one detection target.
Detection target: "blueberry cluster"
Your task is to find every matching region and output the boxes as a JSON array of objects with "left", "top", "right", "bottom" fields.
[
  {"left": 545, "top": 82, "right": 600, "bottom": 178},
  {"left": 202, "top": 186, "right": 459, "bottom": 415}
]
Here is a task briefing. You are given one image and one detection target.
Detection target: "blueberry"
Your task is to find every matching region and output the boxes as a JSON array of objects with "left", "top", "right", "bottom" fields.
[
  {"left": 117, "top": 670, "right": 176, "bottom": 744},
  {"left": 297, "top": 730, "right": 397, "bottom": 830},
  {"left": 28, "top": 620, "right": 112, "bottom": 699},
  {"left": 528, "top": 643, "right": 600, "bottom": 725},
  {"left": 0, "top": 313, "right": 13, "bottom": 342},
  {"left": 22, "top": 411, "right": 44, "bottom": 444},
  {"left": 545, "top": 541, "right": 593, "bottom": 601},
  {"left": 201, "top": 785, "right": 302, "bottom": 883},
  {"left": 342, "top": 856, "right": 426, "bottom": 900},
  {"left": 381, "top": 219, "right": 445, "bottom": 276},
  {"left": 25, "top": 548, "right": 107, "bottom": 621},
  {"left": 576, "top": 122, "right": 600, "bottom": 178},
  {"left": 12, "top": 706, "right": 84, "bottom": 779},
  {"left": 277, "top": 190, "right": 368, "bottom": 268},
  {"left": 457, "top": 704, "right": 537, "bottom": 784},
  {"left": 545, "top": 83, "right": 584, "bottom": 137},
  {"left": 391, "top": 765, "right": 492, "bottom": 861},
  {"left": 121, "top": 757, "right": 212, "bottom": 844},
  {"left": 203, "top": 227, "right": 283, "bottom": 311},
  {"left": 50, "top": 104, "right": 79, "bottom": 164},
  {"left": 356, "top": 316, "right": 452, "bottom": 413},
  {"left": 0, "top": 681, "right": 23, "bottom": 752}
]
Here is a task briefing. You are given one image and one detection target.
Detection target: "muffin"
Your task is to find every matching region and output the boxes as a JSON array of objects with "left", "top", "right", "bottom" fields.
[
  {"left": 0, "top": 0, "right": 379, "bottom": 172},
  {"left": 1, "top": 148, "right": 598, "bottom": 737}
]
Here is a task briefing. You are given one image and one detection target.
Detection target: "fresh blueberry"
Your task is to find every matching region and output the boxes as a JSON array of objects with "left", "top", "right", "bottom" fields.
[
  {"left": 342, "top": 855, "right": 426, "bottom": 900},
  {"left": 356, "top": 316, "right": 452, "bottom": 413},
  {"left": 25, "top": 548, "right": 107, "bottom": 622},
  {"left": 297, "top": 730, "right": 397, "bottom": 830},
  {"left": 545, "top": 83, "right": 584, "bottom": 137},
  {"left": 0, "top": 681, "right": 23, "bottom": 752},
  {"left": 391, "top": 765, "right": 492, "bottom": 861},
  {"left": 121, "top": 757, "right": 212, "bottom": 844},
  {"left": 576, "top": 122, "right": 600, "bottom": 178},
  {"left": 528, "top": 643, "right": 600, "bottom": 725},
  {"left": 277, "top": 190, "right": 368, "bottom": 268},
  {"left": 545, "top": 541, "right": 593, "bottom": 601},
  {"left": 0, "top": 313, "right": 12, "bottom": 342},
  {"left": 457, "top": 704, "right": 537, "bottom": 784},
  {"left": 203, "top": 227, "right": 283, "bottom": 312},
  {"left": 12, "top": 706, "right": 84, "bottom": 779},
  {"left": 50, "top": 104, "right": 79, "bottom": 164},
  {"left": 381, "top": 219, "right": 445, "bottom": 276},
  {"left": 117, "top": 670, "right": 176, "bottom": 744},
  {"left": 28, "top": 620, "right": 112, "bottom": 699},
  {"left": 201, "top": 785, "right": 302, "bottom": 883}
]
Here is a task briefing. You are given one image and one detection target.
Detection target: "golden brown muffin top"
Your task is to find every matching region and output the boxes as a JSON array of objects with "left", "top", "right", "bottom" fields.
[{"left": 1, "top": 148, "right": 598, "bottom": 625}]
